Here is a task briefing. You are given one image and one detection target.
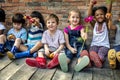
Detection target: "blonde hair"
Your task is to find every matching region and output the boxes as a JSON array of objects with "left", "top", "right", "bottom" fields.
[
  {"left": 68, "top": 9, "right": 81, "bottom": 24},
  {"left": 45, "top": 14, "right": 59, "bottom": 25}
]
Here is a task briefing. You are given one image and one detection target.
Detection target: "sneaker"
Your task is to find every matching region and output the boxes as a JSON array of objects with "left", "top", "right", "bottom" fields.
[
  {"left": 74, "top": 56, "right": 89, "bottom": 72},
  {"left": 7, "top": 51, "right": 15, "bottom": 60},
  {"left": 90, "top": 51, "right": 102, "bottom": 68},
  {"left": 116, "top": 51, "right": 120, "bottom": 62},
  {"left": 26, "top": 57, "right": 46, "bottom": 68},
  {"left": 58, "top": 53, "right": 68, "bottom": 72},
  {"left": 108, "top": 49, "right": 116, "bottom": 69}
]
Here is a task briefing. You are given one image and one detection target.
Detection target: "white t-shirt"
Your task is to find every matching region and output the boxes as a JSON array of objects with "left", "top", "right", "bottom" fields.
[
  {"left": 91, "top": 22, "right": 110, "bottom": 48},
  {"left": 0, "top": 22, "right": 5, "bottom": 30}
]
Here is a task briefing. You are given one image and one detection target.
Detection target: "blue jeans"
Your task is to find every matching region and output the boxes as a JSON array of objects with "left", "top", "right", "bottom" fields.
[
  {"left": 65, "top": 46, "right": 86, "bottom": 60},
  {"left": 113, "top": 45, "right": 120, "bottom": 52}
]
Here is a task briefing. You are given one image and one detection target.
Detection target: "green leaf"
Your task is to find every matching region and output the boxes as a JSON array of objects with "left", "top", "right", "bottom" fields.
[{"left": 77, "top": 37, "right": 84, "bottom": 42}]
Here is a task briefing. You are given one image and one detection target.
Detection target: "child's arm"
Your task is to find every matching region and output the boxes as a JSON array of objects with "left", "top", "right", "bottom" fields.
[
  {"left": 88, "top": 0, "right": 94, "bottom": 16},
  {"left": 106, "top": 0, "right": 117, "bottom": 30},
  {"left": 81, "top": 28, "right": 87, "bottom": 40},
  {"left": 87, "top": 0, "right": 96, "bottom": 28},
  {"left": 44, "top": 44, "right": 50, "bottom": 55},
  {"left": 53, "top": 44, "right": 64, "bottom": 54},
  {"left": 64, "top": 32, "right": 77, "bottom": 54}
]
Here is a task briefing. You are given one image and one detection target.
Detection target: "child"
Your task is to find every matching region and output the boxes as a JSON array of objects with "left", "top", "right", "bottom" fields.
[
  {"left": 7, "top": 11, "right": 45, "bottom": 60},
  {"left": 58, "top": 9, "right": 90, "bottom": 72},
  {"left": 0, "top": 8, "right": 6, "bottom": 56},
  {"left": 88, "top": 0, "right": 113, "bottom": 68},
  {"left": 26, "top": 14, "right": 65, "bottom": 69},
  {"left": 0, "top": 8, "right": 6, "bottom": 35},
  {"left": 108, "top": 12, "right": 120, "bottom": 69},
  {"left": 0, "top": 13, "right": 27, "bottom": 56}
]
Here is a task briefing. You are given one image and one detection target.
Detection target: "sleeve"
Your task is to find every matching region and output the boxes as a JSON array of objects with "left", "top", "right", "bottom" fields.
[
  {"left": 20, "top": 29, "right": 27, "bottom": 41},
  {"left": 63, "top": 27, "right": 68, "bottom": 34},
  {"left": 0, "top": 24, "right": 6, "bottom": 30},
  {"left": 59, "top": 31, "right": 65, "bottom": 44},
  {"left": 7, "top": 28, "right": 12, "bottom": 36},
  {"left": 41, "top": 31, "right": 47, "bottom": 44}
]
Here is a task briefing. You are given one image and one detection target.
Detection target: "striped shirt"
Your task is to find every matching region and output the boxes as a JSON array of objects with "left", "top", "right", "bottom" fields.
[{"left": 27, "top": 23, "right": 44, "bottom": 45}]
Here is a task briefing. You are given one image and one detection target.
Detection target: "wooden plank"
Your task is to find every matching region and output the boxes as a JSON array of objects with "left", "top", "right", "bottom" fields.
[
  {"left": 8, "top": 63, "right": 37, "bottom": 80},
  {"left": 103, "top": 57, "right": 110, "bottom": 69},
  {"left": 92, "top": 68, "right": 114, "bottom": 80},
  {"left": 0, "top": 58, "right": 25, "bottom": 80},
  {"left": 73, "top": 68, "right": 93, "bottom": 80},
  {"left": 113, "top": 69, "right": 120, "bottom": 80},
  {"left": 52, "top": 58, "right": 76, "bottom": 80},
  {"left": 30, "top": 68, "right": 57, "bottom": 80},
  {"left": 0, "top": 56, "right": 12, "bottom": 70}
]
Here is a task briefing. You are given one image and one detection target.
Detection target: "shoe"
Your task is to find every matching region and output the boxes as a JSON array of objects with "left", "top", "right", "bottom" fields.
[
  {"left": 47, "top": 54, "right": 59, "bottom": 69},
  {"left": 26, "top": 57, "right": 46, "bottom": 68},
  {"left": 90, "top": 51, "right": 102, "bottom": 68},
  {"left": 58, "top": 53, "right": 68, "bottom": 72},
  {"left": 108, "top": 49, "right": 116, "bottom": 69},
  {"left": 15, "top": 50, "right": 32, "bottom": 59},
  {"left": 7, "top": 51, "right": 15, "bottom": 60},
  {"left": 80, "top": 50, "right": 91, "bottom": 67},
  {"left": 74, "top": 56, "right": 89, "bottom": 72},
  {"left": 116, "top": 51, "right": 120, "bottom": 62}
]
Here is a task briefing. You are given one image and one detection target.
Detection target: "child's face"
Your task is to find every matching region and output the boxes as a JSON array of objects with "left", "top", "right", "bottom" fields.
[
  {"left": 46, "top": 18, "right": 58, "bottom": 31},
  {"left": 68, "top": 11, "right": 80, "bottom": 26},
  {"left": 94, "top": 9, "right": 105, "bottom": 23},
  {"left": 13, "top": 23, "right": 22, "bottom": 30}
]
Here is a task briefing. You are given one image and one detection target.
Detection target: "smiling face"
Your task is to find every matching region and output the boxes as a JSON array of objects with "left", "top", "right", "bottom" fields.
[
  {"left": 94, "top": 9, "right": 105, "bottom": 23},
  {"left": 46, "top": 18, "right": 58, "bottom": 31},
  {"left": 68, "top": 11, "right": 81, "bottom": 27}
]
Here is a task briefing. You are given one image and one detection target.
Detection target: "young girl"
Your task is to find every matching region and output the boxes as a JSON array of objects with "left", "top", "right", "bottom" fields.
[
  {"left": 58, "top": 9, "right": 90, "bottom": 72},
  {"left": 7, "top": 11, "right": 45, "bottom": 60},
  {"left": 26, "top": 14, "right": 65, "bottom": 69},
  {"left": 0, "top": 8, "right": 6, "bottom": 56},
  {"left": 88, "top": 0, "right": 113, "bottom": 68},
  {"left": 108, "top": 12, "right": 120, "bottom": 69},
  {"left": 0, "top": 13, "right": 27, "bottom": 56}
]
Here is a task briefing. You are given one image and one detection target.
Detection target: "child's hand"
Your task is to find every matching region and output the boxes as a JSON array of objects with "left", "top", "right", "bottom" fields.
[
  {"left": 81, "top": 33, "right": 87, "bottom": 40},
  {"left": 49, "top": 53, "right": 54, "bottom": 59},
  {"left": 70, "top": 47, "right": 77, "bottom": 54},
  {"left": 90, "top": 0, "right": 97, "bottom": 5},
  {"left": 7, "top": 34, "right": 16, "bottom": 40},
  {"left": 32, "top": 20, "right": 40, "bottom": 27},
  {"left": 106, "top": 13, "right": 112, "bottom": 20},
  {"left": 45, "top": 49, "right": 50, "bottom": 56}
]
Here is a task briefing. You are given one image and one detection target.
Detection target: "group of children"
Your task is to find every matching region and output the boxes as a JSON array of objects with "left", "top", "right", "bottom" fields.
[{"left": 0, "top": 0, "right": 120, "bottom": 72}]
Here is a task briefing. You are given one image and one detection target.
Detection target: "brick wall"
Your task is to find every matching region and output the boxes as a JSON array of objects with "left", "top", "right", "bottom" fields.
[{"left": 0, "top": 0, "right": 119, "bottom": 46}]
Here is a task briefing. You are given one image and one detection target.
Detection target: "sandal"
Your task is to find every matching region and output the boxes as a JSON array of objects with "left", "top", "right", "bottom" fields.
[{"left": 108, "top": 49, "right": 116, "bottom": 69}]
